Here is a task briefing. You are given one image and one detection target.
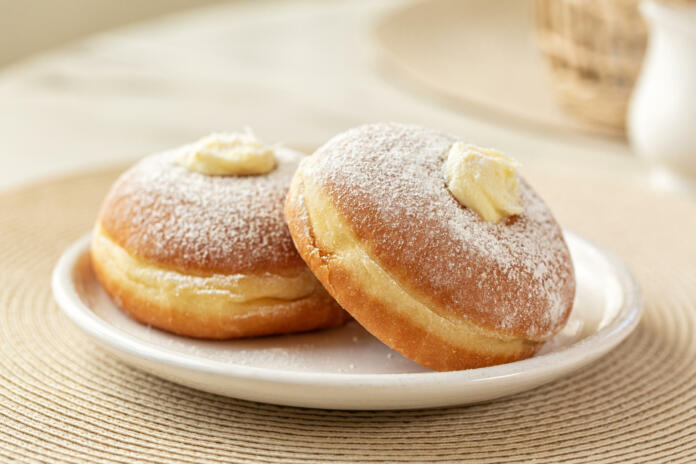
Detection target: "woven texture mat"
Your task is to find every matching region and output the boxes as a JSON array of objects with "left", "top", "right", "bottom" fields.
[{"left": 1, "top": 166, "right": 695, "bottom": 463}]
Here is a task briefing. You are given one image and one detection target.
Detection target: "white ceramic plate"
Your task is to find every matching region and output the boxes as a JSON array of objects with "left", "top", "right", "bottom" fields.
[{"left": 52, "top": 231, "right": 641, "bottom": 410}]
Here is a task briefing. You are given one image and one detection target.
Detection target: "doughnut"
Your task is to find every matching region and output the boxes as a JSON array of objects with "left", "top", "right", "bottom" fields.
[
  {"left": 285, "top": 123, "right": 576, "bottom": 371},
  {"left": 91, "top": 133, "right": 349, "bottom": 339}
]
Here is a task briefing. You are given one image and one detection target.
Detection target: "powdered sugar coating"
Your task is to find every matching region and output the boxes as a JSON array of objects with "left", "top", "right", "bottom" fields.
[
  {"left": 306, "top": 123, "right": 575, "bottom": 340},
  {"left": 98, "top": 147, "right": 306, "bottom": 275}
]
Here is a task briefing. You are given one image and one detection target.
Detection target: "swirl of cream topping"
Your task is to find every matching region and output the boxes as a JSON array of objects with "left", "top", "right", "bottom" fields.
[{"left": 175, "top": 130, "right": 277, "bottom": 176}]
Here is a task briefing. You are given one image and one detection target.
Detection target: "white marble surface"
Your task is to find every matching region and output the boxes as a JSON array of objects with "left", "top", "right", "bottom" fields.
[{"left": 0, "top": 0, "right": 647, "bottom": 192}]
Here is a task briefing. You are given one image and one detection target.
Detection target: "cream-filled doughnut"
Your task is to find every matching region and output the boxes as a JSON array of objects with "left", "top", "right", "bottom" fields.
[
  {"left": 92, "top": 133, "right": 348, "bottom": 339},
  {"left": 285, "top": 123, "right": 575, "bottom": 371}
]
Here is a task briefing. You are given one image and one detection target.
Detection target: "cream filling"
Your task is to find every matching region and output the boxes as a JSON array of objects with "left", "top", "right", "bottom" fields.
[
  {"left": 92, "top": 224, "right": 319, "bottom": 316},
  {"left": 443, "top": 142, "right": 523, "bottom": 223},
  {"left": 299, "top": 172, "right": 536, "bottom": 354},
  {"left": 174, "top": 131, "right": 276, "bottom": 176}
]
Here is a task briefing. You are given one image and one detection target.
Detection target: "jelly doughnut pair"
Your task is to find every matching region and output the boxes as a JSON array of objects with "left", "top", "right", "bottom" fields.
[{"left": 92, "top": 124, "right": 575, "bottom": 371}]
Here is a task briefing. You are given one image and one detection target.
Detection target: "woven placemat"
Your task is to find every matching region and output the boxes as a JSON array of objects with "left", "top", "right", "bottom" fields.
[{"left": 1, "top": 165, "right": 695, "bottom": 463}]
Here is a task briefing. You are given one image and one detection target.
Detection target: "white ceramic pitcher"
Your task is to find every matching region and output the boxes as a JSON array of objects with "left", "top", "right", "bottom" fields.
[{"left": 628, "top": 0, "right": 696, "bottom": 192}]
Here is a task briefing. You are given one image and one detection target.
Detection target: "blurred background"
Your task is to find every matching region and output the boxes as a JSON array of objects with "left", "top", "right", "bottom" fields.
[
  {"left": 0, "top": 0, "right": 225, "bottom": 67},
  {"left": 1, "top": 0, "right": 694, "bottom": 192}
]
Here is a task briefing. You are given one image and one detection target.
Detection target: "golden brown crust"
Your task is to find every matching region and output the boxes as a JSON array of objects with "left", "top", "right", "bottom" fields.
[
  {"left": 284, "top": 182, "right": 540, "bottom": 370},
  {"left": 285, "top": 123, "right": 576, "bottom": 370},
  {"left": 299, "top": 123, "right": 575, "bottom": 341},
  {"left": 91, "top": 246, "right": 349, "bottom": 339},
  {"left": 93, "top": 146, "right": 349, "bottom": 338},
  {"left": 98, "top": 148, "right": 307, "bottom": 276},
  {"left": 327, "top": 179, "right": 574, "bottom": 340}
]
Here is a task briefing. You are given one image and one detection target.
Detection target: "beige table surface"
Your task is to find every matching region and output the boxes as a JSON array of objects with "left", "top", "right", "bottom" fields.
[{"left": 0, "top": 0, "right": 647, "bottom": 193}]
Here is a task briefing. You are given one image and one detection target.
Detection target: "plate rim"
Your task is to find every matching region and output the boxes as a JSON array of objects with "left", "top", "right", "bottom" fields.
[{"left": 52, "top": 231, "right": 642, "bottom": 388}]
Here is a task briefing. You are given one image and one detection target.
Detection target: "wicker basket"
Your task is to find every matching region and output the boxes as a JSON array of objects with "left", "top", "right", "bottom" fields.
[{"left": 535, "top": 0, "right": 647, "bottom": 130}]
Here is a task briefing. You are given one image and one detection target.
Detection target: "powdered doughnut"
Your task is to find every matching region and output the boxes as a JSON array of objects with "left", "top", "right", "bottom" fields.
[
  {"left": 92, "top": 145, "right": 348, "bottom": 339},
  {"left": 285, "top": 123, "right": 575, "bottom": 371}
]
